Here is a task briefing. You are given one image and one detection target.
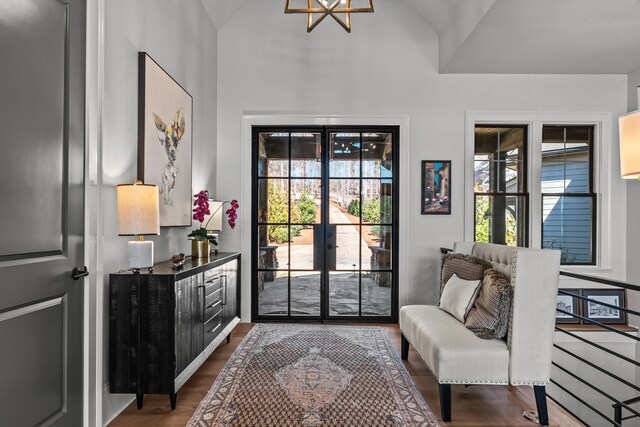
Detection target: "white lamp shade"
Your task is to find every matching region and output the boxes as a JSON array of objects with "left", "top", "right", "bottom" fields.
[
  {"left": 619, "top": 111, "right": 640, "bottom": 179},
  {"left": 203, "top": 200, "right": 223, "bottom": 231},
  {"left": 116, "top": 183, "right": 160, "bottom": 235}
]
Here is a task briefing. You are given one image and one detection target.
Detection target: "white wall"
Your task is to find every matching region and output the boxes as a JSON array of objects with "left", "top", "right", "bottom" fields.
[
  {"left": 95, "top": 0, "right": 218, "bottom": 423},
  {"left": 216, "top": 0, "right": 628, "bottom": 322},
  {"left": 627, "top": 69, "right": 640, "bottom": 326}
]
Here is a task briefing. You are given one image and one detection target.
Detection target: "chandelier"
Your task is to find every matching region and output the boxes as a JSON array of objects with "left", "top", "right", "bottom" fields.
[{"left": 285, "top": 0, "right": 374, "bottom": 33}]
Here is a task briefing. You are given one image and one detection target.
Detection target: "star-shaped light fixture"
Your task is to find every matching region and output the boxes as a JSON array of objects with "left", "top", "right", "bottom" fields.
[{"left": 285, "top": 0, "right": 374, "bottom": 33}]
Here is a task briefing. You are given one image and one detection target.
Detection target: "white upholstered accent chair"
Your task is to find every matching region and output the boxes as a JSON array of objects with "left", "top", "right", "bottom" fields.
[{"left": 400, "top": 242, "right": 561, "bottom": 425}]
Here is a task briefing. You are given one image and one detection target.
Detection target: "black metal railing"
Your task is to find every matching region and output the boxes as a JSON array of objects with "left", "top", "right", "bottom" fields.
[
  {"left": 439, "top": 247, "right": 639, "bottom": 426},
  {"left": 554, "top": 271, "right": 640, "bottom": 427}
]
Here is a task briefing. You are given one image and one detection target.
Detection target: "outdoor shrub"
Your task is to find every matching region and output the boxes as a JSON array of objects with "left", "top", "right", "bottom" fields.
[
  {"left": 269, "top": 225, "right": 301, "bottom": 244},
  {"left": 297, "top": 191, "right": 317, "bottom": 224},
  {"left": 267, "top": 181, "right": 301, "bottom": 243},
  {"left": 348, "top": 199, "right": 361, "bottom": 216},
  {"left": 362, "top": 199, "right": 380, "bottom": 223}
]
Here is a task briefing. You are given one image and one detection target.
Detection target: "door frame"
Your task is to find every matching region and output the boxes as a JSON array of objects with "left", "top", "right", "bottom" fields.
[{"left": 250, "top": 124, "right": 402, "bottom": 323}]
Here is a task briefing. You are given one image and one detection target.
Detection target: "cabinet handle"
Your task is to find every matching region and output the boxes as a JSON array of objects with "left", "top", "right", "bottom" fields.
[
  {"left": 207, "top": 300, "right": 222, "bottom": 310},
  {"left": 207, "top": 322, "right": 222, "bottom": 334},
  {"left": 221, "top": 275, "right": 227, "bottom": 306},
  {"left": 205, "top": 276, "right": 222, "bottom": 285}
]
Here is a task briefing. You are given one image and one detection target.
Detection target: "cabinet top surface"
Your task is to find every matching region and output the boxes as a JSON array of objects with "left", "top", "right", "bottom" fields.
[{"left": 110, "top": 252, "right": 240, "bottom": 279}]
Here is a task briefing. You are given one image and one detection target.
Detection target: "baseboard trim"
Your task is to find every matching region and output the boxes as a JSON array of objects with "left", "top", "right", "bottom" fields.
[{"left": 102, "top": 382, "right": 134, "bottom": 427}]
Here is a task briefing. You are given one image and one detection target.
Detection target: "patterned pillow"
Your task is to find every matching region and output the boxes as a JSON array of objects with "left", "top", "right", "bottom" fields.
[
  {"left": 465, "top": 268, "right": 513, "bottom": 340},
  {"left": 440, "top": 253, "right": 492, "bottom": 293}
]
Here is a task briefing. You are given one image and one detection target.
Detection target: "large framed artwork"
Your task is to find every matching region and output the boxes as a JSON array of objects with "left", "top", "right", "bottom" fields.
[
  {"left": 421, "top": 161, "right": 451, "bottom": 215},
  {"left": 582, "top": 289, "right": 627, "bottom": 325},
  {"left": 138, "top": 52, "right": 193, "bottom": 227}
]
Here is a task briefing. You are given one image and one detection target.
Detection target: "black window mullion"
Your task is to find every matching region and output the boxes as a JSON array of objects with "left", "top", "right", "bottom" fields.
[
  {"left": 287, "top": 133, "right": 291, "bottom": 317},
  {"left": 359, "top": 132, "right": 363, "bottom": 317}
]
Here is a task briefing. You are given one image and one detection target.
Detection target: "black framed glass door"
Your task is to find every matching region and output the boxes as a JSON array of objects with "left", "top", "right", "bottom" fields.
[{"left": 252, "top": 126, "right": 398, "bottom": 322}]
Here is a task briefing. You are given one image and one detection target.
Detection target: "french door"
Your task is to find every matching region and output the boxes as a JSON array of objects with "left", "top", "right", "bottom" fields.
[{"left": 252, "top": 126, "right": 399, "bottom": 322}]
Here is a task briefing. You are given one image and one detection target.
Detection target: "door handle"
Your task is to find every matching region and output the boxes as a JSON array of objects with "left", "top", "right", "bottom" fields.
[
  {"left": 327, "top": 244, "right": 334, "bottom": 250},
  {"left": 71, "top": 266, "right": 89, "bottom": 280}
]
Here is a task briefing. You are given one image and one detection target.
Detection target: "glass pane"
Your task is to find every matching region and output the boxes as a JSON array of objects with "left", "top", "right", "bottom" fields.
[
  {"left": 258, "top": 225, "right": 287, "bottom": 270},
  {"left": 475, "top": 195, "right": 527, "bottom": 247},
  {"left": 257, "top": 271, "right": 288, "bottom": 316},
  {"left": 335, "top": 225, "right": 364, "bottom": 270},
  {"left": 361, "top": 180, "right": 392, "bottom": 224},
  {"left": 289, "top": 225, "right": 313, "bottom": 270},
  {"left": 542, "top": 126, "right": 592, "bottom": 194},
  {"left": 259, "top": 179, "right": 289, "bottom": 225},
  {"left": 329, "top": 179, "right": 360, "bottom": 223},
  {"left": 362, "top": 133, "right": 392, "bottom": 178},
  {"left": 290, "top": 271, "right": 321, "bottom": 316},
  {"left": 542, "top": 195, "right": 594, "bottom": 264},
  {"left": 329, "top": 271, "right": 359, "bottom": 316},
  {"left": 258, "top": 132, "right": 288, "bottom": 177},
  {"left": 361, "top": 271, "right": 391, "bottom": 316},
  {"left": 474, "top": 126, "right": 526, "bottom": 193},
  {"left": 291, "top": 132, "right": 322, "bottom": 178},
  {"left": 506, "top": 159, "right": 524, "bottom": 193},
  {"left": 330, "top": 133, "right": 360, "bottom": 177},
  {"left": 362, "top": 226, "right": 392, "bottom": 270},
  {"left": 474, "top": 158, "right": 490, "bottom": 192},
  {"left": 290, "top": 179, "right": 321, "bottom": 224}
]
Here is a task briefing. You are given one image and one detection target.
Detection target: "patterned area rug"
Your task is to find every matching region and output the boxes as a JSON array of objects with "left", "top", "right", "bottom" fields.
[{"left": 187, "top": 324, "right": 440, "bottom": 427}]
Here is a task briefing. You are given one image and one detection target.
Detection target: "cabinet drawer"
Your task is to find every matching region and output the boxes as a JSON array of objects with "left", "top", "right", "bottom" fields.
[
  {"left": 204, "top": 298, "right": 223, "bottom": 323},
  {"left": 205, "top": 287, "right": 222, "bottom": 307},
  {"left": 204, "top": 266, "right": 224, "bottom": 282},
  {"left": 203, "top": 275, "right": 223, "bottom": 296},
  {"left": 204, "top": 316, "right": 223, "bottom": 346}
]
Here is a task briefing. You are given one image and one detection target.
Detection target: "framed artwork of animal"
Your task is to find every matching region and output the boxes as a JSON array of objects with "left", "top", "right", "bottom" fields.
[{"left": 138, "top": 52, "right": 193, "bottom": 227}]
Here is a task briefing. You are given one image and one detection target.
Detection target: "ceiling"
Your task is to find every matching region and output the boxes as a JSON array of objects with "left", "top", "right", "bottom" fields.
[{"left": 200, "top": 0, "right": 640, "bottom": 74}]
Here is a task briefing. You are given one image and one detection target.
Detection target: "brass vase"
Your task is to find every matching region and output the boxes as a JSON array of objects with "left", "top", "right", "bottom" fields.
[{"left": 191, "top": 240, "right": 210, "bottom": 259}]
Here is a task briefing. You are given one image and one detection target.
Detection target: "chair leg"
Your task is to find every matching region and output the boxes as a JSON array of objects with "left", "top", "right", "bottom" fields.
[
  {"left": 534, "top": 385, "right": 549, "bottom": 425},
  {"left": 401, "top": 333, "right": 409, "bottom": 360},
  {"left": 439, "top": 383, "right": 451, "bottom": 422}
]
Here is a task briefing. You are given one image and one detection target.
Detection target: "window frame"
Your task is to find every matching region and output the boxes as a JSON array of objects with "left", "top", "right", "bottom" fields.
[
  {"left": 540, "top": 125, "right": 597, "bottom": 265},
  {"left": 473, "top": 125, "right": 530, "bottom": 247},
  {"left": 465, "top": 112, "right": 612, "bottom": 271}
]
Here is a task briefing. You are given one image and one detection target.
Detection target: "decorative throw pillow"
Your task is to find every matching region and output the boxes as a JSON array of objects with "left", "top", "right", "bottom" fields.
[
  {"left": 440, "top": 253, "right": 492, "bottom": 293},
  {"left": 438, "top": 274, "right": 482, "bottom": 323},
  {"left": 465, "top": 268, "right": 513, "bottom": 340}
]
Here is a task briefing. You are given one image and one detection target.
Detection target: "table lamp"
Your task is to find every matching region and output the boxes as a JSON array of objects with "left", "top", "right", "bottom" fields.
[
  {"left": 117, "top": 181, "right": 160, "bottom": 272},
  {"left": 202, "top": 200, "right": 223, "bottom": 253},
  {"left": 620, "top": 110, "right": 640, "bottom": 180}
]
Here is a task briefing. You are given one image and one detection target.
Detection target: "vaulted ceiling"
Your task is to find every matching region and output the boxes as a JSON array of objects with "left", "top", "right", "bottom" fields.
[{"left": 200, "top": 0, "right": 640, "bottom": 74}]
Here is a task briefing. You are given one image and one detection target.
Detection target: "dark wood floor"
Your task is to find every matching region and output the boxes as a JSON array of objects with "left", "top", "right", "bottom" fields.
[{"left": 108, "top": 323, "right": 583, "bottom": 427}]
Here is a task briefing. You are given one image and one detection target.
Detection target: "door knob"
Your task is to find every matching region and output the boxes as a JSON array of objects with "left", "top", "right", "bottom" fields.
[
  {"left": 327, "top": 244, "right": 334, "bottom": 250},
  {"left": 71, "top": 266, "right": 89, "bottom": 280}
]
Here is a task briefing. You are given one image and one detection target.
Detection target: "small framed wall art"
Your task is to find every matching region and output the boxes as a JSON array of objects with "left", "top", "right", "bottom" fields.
[
  {"left": 138, "top": 52, "right": 193, "bottom": 227},
  {"left": 582, "top": 289, "right": 627, "bottom": 325},
  {"left": 555, "top": 289, "right": 581, "bottom": 324},
  {"left": 421, "top": 161, "right": 451, "bottom": 215}
]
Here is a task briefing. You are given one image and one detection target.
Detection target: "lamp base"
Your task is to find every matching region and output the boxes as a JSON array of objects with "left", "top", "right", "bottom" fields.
[{"left": 128, "top": 240, "right": 154, "bottom": 270}]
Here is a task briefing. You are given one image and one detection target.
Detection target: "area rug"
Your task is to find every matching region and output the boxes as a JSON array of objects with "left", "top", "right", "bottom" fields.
[{"left": 187, "top": 324, "right": 440, "bottom": 427}]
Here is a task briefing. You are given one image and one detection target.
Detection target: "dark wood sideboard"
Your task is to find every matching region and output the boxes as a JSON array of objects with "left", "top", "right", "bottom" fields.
[{"left": 109, "top": 252, "right": 241, "bottom": 409}]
